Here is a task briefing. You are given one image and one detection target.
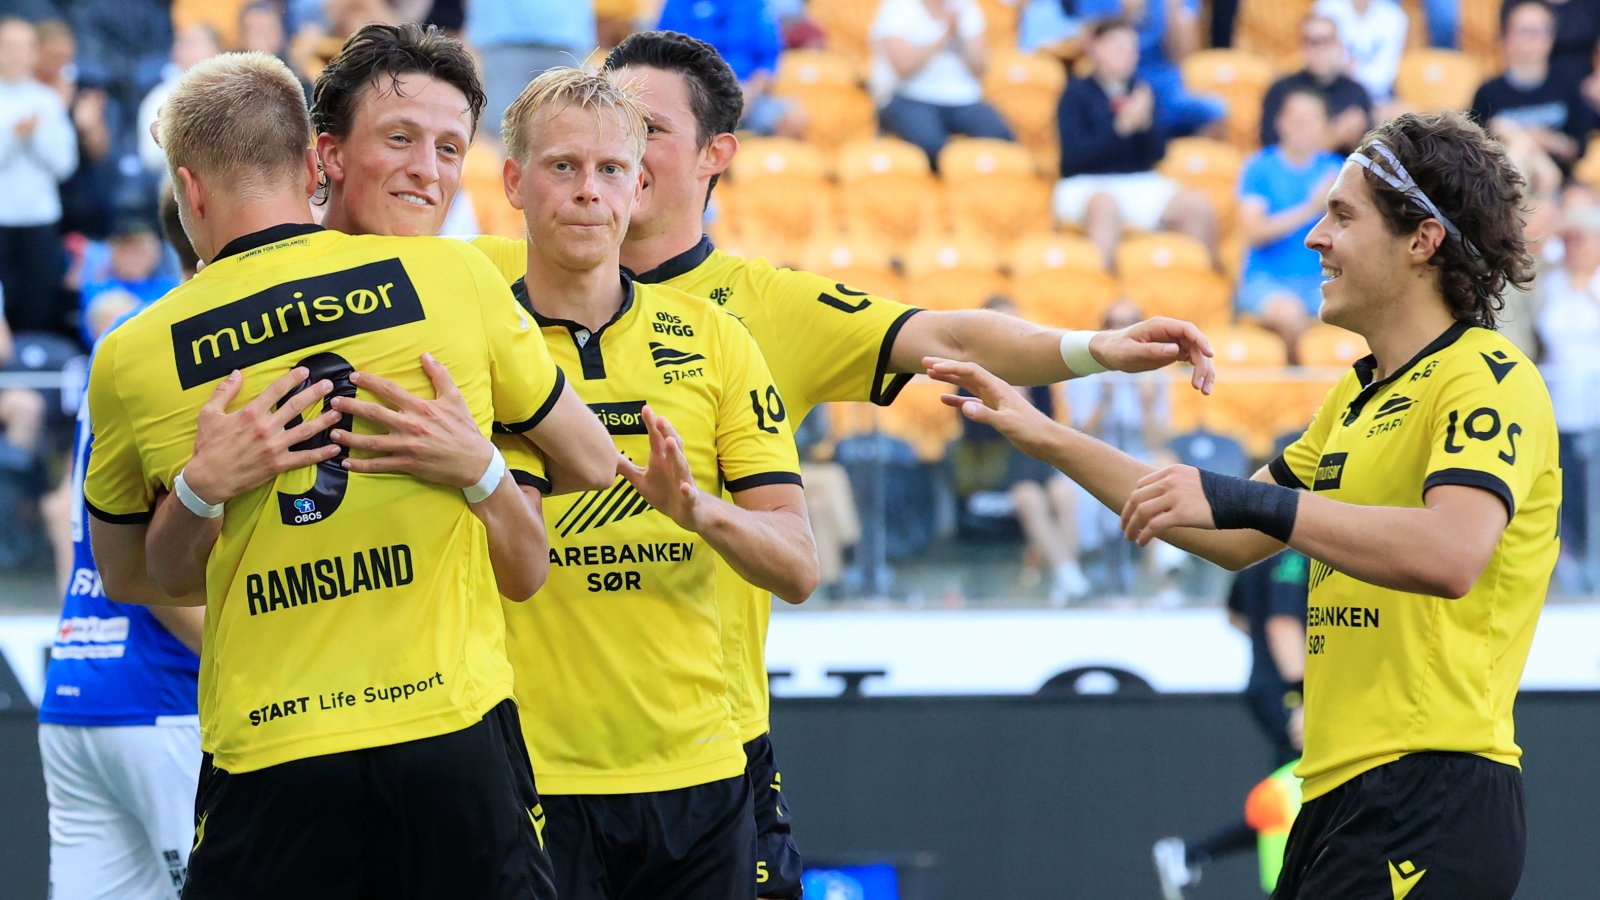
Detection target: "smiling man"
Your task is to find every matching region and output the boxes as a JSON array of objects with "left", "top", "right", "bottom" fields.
[{"left": 931, "top": 111, "right": 1556, "bottom": 900}]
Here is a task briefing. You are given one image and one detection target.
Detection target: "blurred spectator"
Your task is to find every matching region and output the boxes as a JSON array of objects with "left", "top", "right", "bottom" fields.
[
  {"left": 0, "top": 282, "right": 49, "bottom": 568},
  {"left": 1237, "top": 89, "right": 1342, "bottom": 354},
  {"left": 78, "top": 217, "right": 175, "bottom": 346},
  {"left": 1472, "top": 0, "right": 1589, "bottom": 175},
  {"left": 656, "top": 0, "right": 807, "bottom": 139},
  {"left": 793, "top": 407, "right": 861, "bottom": 599},
  {"left": 1260, "top": 15, "right": 1372, "bottom": 155},
  {"left": 1018, "top": 0, "right": 1082, "bottom": 57},
  {"left": 239, "top": 2, "right": 289, "bottom": 58},
  {"left": 465, "top": 0, "right": 596, "bottom": 142},
  {"left": 137, "top": 23, "right": 222, "bottom": 175},
  {"left": 1053, "top": 16, "right": 1216, "bottom": 272},
  {"left": 34, "top": 18, "right": 111, "bottom": 239},
  {"left": 1535, "top": 0, "right": 1600, "bottom": 92},
  {"left": 290, "top": 0, "right": 401, "bottom": 84},
  {"left": 1313, "top": 0, "right": 1407, "bottom": 103},
  {"left": 0, "top": 0, "right": 59, "bottom": 21},
  {"left": 869, "top": 0, "right": 1014, "bottom": 168},
  {"left": 1534, "top": 187, "right": 1600, "bottom": 589},
  {"left": 952, "top": 296, "right": 1089, "bottom": 605},
  {"left": 65, "top": 0, "right": 170, "bottom": 122},
  {"left": 1075, "top": 0, "right": 1224, "bottom": 138},
  {"left": 1064, "top": 299, "right": 1185, "bottom": 603},
  {"left": 0, "top": 16, "right": 76, "bottom": 335}
]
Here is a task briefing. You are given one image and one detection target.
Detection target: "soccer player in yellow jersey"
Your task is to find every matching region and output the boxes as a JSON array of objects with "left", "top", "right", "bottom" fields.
[
  {"left": 488, "top": 66, "right": 818, "bottom": 899},
  {"left": 308, "top": 23, "right": 614, "bottom": 494},
  {"left": 84, "top": 53, "right": 559, "bottom": 899},
  {"left": 470, "top": 31, "right": 1222, "bottom": 898},
  {"left": 934, "top": 112, "right": 1554, "bottom": 899}
]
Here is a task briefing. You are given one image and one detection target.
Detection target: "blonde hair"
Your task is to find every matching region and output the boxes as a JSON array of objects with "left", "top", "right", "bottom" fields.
[
  {"left": 501, "top": 66, "right": 648, "bottom": 165},
  {"left": 158, "top": 51, "right": 311, "bottom": 195}
]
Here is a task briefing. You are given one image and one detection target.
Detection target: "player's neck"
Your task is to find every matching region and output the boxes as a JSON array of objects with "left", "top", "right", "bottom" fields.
[
  {"left": 619, "top": 216, "right": 705, "bottom": 275},
  {"left": 1362, "top": 294, "right": 1458, "bottom": 381},
  {"left": 202, "top": 196, "right": 315, "bottom": 264},
  {"left": 523, "top": 252, "right": 629, "bottom": 331}
]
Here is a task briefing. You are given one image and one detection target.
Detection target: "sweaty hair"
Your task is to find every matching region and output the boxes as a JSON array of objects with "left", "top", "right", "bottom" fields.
[
  {"left": 1352, "top": 111, "right": 1534, "bottom": 329},
  {"left": 603, "top": 30, "right": 742, "bottom": 196},
  {"left": 312, "top": 22, "right": 486, "bottom": 140},
  {"left": 157, "top": 52, "right": 310, "bottom": 195},
  {"left": 501, "top": 67, "right": 648, "bottom": 165}
]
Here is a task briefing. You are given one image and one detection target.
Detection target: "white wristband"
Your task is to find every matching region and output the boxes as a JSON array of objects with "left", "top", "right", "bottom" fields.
[
  {"left": 463, "top": 446, "right": 507, "bottom": 504},
  {"left": 1059, "top": 330, "right": 1107, "bottom": 376},
  {"left": 173, "top": 469, "right": 224, "bottom": 519}
]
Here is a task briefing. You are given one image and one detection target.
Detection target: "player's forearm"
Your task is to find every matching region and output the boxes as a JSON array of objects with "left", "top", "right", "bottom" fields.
[
  {"left": 1264, "top": 616, "right": 1305, "bottom": 682},
  {"left": 470, "top": 481, "right": 548, "bottom": 602},
  {"left": 145, "top": 493, "right": 221, "bottom": 599},
  {"left": 529, "top": 387, "right": 618, "bottom": 494},
  {"left": 695, "top": 500, "right": 818, "bottom": 604},
  {"left": 1031, "top": 425, "right": 1282, "bottom": 569},
  {"left": 891, "top": 310, "right": 1075, "bottom": 383},
  {"left": 149, "top": 605, "right": 205, "bottom": 655},
  {"left": 1285, "top": 495, "right": 1489, "bottom": 598},
  {"left": 89, "top": 518, "right": 207, "bottom": 607}
]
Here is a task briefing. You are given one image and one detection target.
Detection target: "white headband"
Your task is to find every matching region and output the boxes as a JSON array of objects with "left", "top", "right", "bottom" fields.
[{"left": 1348, "top": 140, "right": 1479, "bottom": 257}]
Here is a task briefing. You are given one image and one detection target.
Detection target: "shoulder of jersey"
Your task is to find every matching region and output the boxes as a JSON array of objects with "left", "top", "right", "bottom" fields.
[
  {"left": 1442, "top": 326, "right": 1537, "bottom": 388},
  {"left": 637, "top": 280, "right": 723, "bottom": 315}
]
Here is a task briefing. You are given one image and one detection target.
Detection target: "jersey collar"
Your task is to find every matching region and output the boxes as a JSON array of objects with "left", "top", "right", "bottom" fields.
[
  {"left": 512, "top": 272, "right": 637, "bottom": 381},
  {"left": 1343, "top": 320, "right": 1471, "bottom": 424},
  {"left": 626, "top": 234, "right": 714, "bottom": 284},
  {"left": 211, "top": 223, "right": 325, "bottom": 264}
]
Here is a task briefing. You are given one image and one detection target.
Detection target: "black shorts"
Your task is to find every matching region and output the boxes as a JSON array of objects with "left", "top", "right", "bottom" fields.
[
  {"left": 1272, "top": 752, "right": 1525, "bottom": 900},
  {"left": 745, "top": 733, "right": 804, "bottom": 899},
  {"left": 183, "top": 699, "right": 555, "bottom": 900},
  {"left": 543, "top": 773, "right": 755, "bottom": 900}
]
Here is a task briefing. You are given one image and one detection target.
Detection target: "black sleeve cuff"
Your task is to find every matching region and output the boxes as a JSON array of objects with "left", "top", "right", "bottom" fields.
[
  {"left": 870, "top": 308, "right": 924, "bottom": 406},
  {"left": 724, "top": 471, "right": 804, "bottom": 493},
  {"left": 1268, "top": 455, "right": 1307, "bottom": 490},
  {"left": 1423, "top": 468, "right": 1515, "bottom": 519},
  {"left": 511, "top": 469, "right": 551, "bottom": 495},
  {"left": 86, "top": 500, "right": 154, "bottom": 525},
  {"left": 494, "top": 367, "right": 566, "bottom": 435}
]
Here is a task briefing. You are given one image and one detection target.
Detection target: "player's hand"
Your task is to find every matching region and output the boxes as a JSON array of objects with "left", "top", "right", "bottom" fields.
[
  {"left": 14, "top": 113, "right": 38, "bottom": 139},
  {"left": 1120, "top": 464, "right": 1216, "bottom": 546},
  {"left": 1089, "top": 317, "right": 1216, "bottom": 395},
  {"left": 1287, "top": 705, "right": 1305, "bottom": 751},
  {"left": 184, "top": 367, "right": 342, "bottom": 505},
  {"left": 616, "top": 406, "right": 707, "bottom": 532},
  {"left": 329, "top": 353, "right": 492, "bottom": 488},
  {"left": 924, "top": 357, "right": 1060, "bottom": 459}
]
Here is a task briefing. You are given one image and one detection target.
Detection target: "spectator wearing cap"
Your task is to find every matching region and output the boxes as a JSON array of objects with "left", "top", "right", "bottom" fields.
[
  {"left": 0, "top": 16, "right": 76, "bottom": 336},
  {"left": 1472, "top": 0, "right": 1590, "bottom": 175},
  {"left": 1260, "top": 15, "right": 1373, "bottom": 155},
  {"left": 869, "top": 0, "right": 1014, "bottom": 169},
  {"left": 1313, "top": 0, "right": 1408, "bottom": 103}
]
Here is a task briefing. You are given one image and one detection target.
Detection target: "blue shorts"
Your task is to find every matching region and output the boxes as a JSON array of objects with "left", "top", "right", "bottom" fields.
[{"left": 1236, "top": 273, "right": 1324, "bottom": 318}]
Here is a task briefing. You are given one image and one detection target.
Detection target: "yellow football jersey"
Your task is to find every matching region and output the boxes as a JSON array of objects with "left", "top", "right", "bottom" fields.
[
  {"left": 495, "top": 274, "right": 802, "bottom": 794},
  {"left": 477, "top": 234, "right": 922, "bottom": 740},
  {"left": 1270, "top": 323, "right": 1559, "bottom": 801},
  {"left": 85, "top": 224, "right": 562, "bottom": 774}
]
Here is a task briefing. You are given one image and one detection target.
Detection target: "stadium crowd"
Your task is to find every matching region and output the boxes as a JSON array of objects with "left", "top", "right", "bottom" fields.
[{"left": 0, "top": 0, "right": 1597, "bottom": 609}]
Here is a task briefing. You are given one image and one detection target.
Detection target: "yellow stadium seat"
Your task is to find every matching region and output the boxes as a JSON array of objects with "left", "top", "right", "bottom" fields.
[
  {"left": 982, "top": 51, "right": 1068, "bottom": 150},
  {"left": 1395, "top": 49, "right": 1483, "bottom": 113},
  {"left": 773, "top": 48, "right": 865, "bottom": 92},
  {"left": 1120, "top": 270, "right": 1233, "bottom": 331},
  {"left": 1114, "top": 233, "right": 1213, "bottom": 275},
  {"left": 460, "top": 143, "right": 523, "bottom": 240},
  {"left": 938, "top": 137, "right": 1038, "bottom": 184},
  {"left": 1233, "top": 0, "right": 1314, "bottom": 72},
  {"left": 1201, "top": 325, "right": 1296, "bottom": 457},
  {"left": 1297, "top": 323, "right": 1370, "bottom": 368},
  {"left": 837, "top": 136, "right": 932, "bottom": 178},
  {"left": 809, "top": 0, "right": 883, "bottom": 63},
  {"left": 172, "top": 0, "right": 244, "bottom": 49},
  {"left": 834, "top": 138, "right": 944, "bottom": 252},
  {"left": 728, "top": 139, "right": 834, "bottom": 245},
  {"left": 977, "top": 0, "right": 1022, "bottom": 54},
  {"left": 1181, "top": 49, "right": 1274, "bottom": 151},
  {"left": 1158, "top": 137, "right": 1245, "bottom": 239},
  {"left": 877, "top": 377, "right": 964, "bottom": 462},
  {"left": 903, "top": 235, "right": 1008, "bottom": 311},
  {"left": 1212, "top": 324, "right": 1289, "bottom": 368},
  {"left": 945, "top": 175, "right": 1054, "bottom": 248},
  {"left": 800, "top": 233, "right": 906, "bottom": 300},
  {"left": 775, "top": 83, "right": 879, "bottom": 154},
  {"left": 1461, "top": 0, "right": 1503, "bottom": 64},
  {"left": 1007, "top": 233, "right": 1120, "bottom": 329}
]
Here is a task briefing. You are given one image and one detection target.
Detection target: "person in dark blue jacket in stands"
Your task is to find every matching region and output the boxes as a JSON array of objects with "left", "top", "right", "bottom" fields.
[{"left": 1052, "top": 16, "right": 1217, "bottom": 272}]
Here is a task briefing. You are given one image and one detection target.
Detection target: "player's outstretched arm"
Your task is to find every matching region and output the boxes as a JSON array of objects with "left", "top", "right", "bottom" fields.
[
  {"left": 330, "top": 354, "right": 549, "bottom": 602},
  {"left": 90, "top": 514, "right": 206, "bottom": 607},
  {"left": 144, "top": 367, "right": 343, "bottom": 598},
  {"left": 528, "top": 383, "right": 621, "bottom": 494},
  {"left": 891, "top": 311, "right": 1216, "bottom": 394},
  {"left": 926, "top": 356, "right": 1281, "bottom": 570},
  {"left": 617, "top": 407, "right": 819, "bottom": 604}
]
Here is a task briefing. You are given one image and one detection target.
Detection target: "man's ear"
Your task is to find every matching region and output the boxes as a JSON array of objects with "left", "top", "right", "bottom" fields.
[
  {"left": 700, "top": 131, "right": 738, "bottom": 181},
  {"left": 503, "top": 156, "right": 526, "bottom": 211},
  {"left": 1411, "top": 218, "right": 1447, "bottom": 263},
  {"left": 316, "top": 132, "right": 345, "bottom": 186},
  {"left": 301, "top": 148, "right": 320, "bottom": 199},
  {"left": 177, "top": 166, "right": 204, "bottom": 221}
]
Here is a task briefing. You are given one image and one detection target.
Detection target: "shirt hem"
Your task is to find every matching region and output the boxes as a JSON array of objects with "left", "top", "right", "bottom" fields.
[
  {"left": 536, "top": 749, "right": 746, "bottom": 795},
  {"left": 1298, "top": 748, "right": 1523, "bottom": 802}
]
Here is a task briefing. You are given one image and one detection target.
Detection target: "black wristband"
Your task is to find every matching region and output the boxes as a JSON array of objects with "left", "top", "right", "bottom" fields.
[{"left": 1198, "top": 468, "right": 1300, "bottom": 542}]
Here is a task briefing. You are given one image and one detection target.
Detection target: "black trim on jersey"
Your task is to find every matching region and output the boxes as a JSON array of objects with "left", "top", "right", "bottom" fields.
[
  {"left": 1424, "top": 468, "right": 1515, "bottom": 518},
  {"left": 85, "top": 500, "right": 153, "bottom": 525},
  {"left": 512, "top": 277, "right": 636, "bottom": 381},
  {"left": 724, "top": 471, "right": 804, "bottom": 493},
  {"left": 1343, "top": 321, "right": 1471, "bottom": 424},
  {"left": 511, "top": 469, "right": 552, "bottom": 495},
  {"left": 1268, "top": 455, "right": 1308, "bottom": 490},
  {"left": 495, "top": 367, "right": 566, "bottom": 435},
  {"left": 211, "top": 223, "right": 325, "bottom": 263},
  {"left": 625, "top": 235, "right": 715, "bottom": 284},
  {"left": 871, "top": 308, "right": 924, "bottom": 406}
]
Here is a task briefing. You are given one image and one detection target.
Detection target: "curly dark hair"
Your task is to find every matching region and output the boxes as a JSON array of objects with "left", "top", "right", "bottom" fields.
[
  {"left": 603, "top": 30, "right": 743, "bottom": 199},
  {"left": 1352, "top": 112, "right": 1534, "bottom": 329},
  {"left": 311, "top": 22, "right": 486, "bottom": 140}
]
